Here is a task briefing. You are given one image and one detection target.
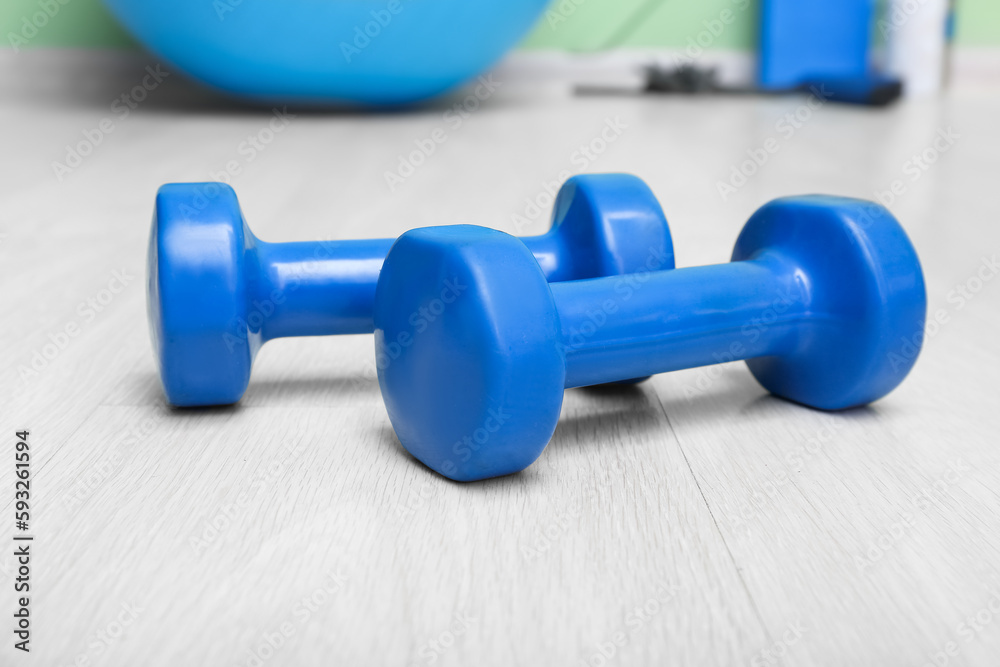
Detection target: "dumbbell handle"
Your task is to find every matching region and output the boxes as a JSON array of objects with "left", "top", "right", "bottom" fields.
[
  {"left": 253, "top": 231, "right": 570, "bottom": 340},
  {"left": 254, "top": 238, "right": 391, "bottom": 339},
  {"left": 552, "top": 253, "right": 808, "bottom": 388}
]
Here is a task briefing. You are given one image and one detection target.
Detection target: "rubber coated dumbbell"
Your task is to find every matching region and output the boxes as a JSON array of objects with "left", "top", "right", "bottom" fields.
[
  {"left": 148, "top": 174, "right": 675, "bottom": 406},
  {"left": 374, "top": 196, "right": 927, "bottom": 481}
]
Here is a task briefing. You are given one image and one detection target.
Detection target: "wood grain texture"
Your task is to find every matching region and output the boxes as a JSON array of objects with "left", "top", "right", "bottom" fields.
[{"left": 0, "top": 50, "right": 998, "bottom": 666}]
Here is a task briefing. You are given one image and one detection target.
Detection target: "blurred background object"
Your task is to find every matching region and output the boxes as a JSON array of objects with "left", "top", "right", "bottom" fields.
[
  {"left": 97, "top": 0, "right": 550, "bottom": 105},
  {"left": 2, "top": 0, "right": 995, "bottom": 104},
  {"left": 758, "top": 0, "right": 894, "bottom": 101},
  {"left": 884, "top": 0, "right": 954, "bottom": 97},
  {"left": 759, "top": 0, "right": 875, "bottom": 90}
]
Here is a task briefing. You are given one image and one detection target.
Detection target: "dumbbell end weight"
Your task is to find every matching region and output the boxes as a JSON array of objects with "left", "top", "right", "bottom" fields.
[
  {"left": 151, "top": 183, "right": 407, "bottom": 406},
  {"left": 149, "top": 183, "right": 256, "bottom": 407},
  {"left": 733, "top": 196, "right": 926, "bottom": 410},
  {"left": 528, "top": 173, "right": 676, "bottom": 283},
  {"left": 374, "top": 226, "right": 566, "bottom": 481}
]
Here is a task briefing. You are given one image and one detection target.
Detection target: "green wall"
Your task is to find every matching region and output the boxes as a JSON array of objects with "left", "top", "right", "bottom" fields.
[{"left": 3, "top": 0, "right": 998, "bottom": 51}]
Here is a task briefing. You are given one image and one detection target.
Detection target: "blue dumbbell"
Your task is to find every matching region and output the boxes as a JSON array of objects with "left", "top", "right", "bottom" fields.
[
  {"left": 148, "top": 174, "right": 674, "bottom": 406},
  {"left": 374, "top": 196, "right": 927, "bottom": 481}
]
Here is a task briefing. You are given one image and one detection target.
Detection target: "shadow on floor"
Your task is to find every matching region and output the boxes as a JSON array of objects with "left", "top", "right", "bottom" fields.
[
  {"left": 243, "top": 372, "right": 381, "bottom": 405},
  {"left": 369, "top": 371, "right": 885, "bottom": 484},
  {"left": 11, "top": 50, "right": 520, "bottom": 118}
]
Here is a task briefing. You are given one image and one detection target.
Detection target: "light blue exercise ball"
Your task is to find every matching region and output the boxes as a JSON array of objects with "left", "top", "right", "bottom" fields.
[{"left": 102, "top": 0, "right": 550, "bottom": 105}]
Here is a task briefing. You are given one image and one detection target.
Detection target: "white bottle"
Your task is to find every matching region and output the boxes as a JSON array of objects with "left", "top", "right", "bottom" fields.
[{"left": 884, "top": 0, "right": 952, "bottom": 97}]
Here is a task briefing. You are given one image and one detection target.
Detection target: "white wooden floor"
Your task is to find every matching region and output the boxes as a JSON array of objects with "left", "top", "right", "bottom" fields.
[{"left": 1, "top": 50, "right": 999, "bottom": 667}]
